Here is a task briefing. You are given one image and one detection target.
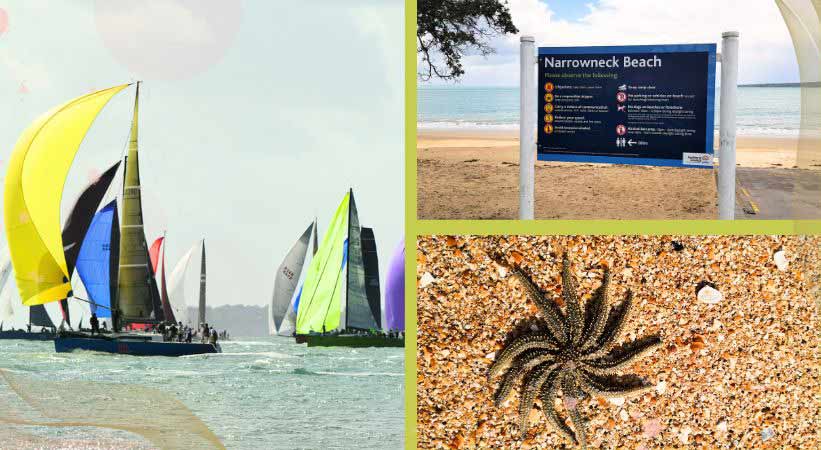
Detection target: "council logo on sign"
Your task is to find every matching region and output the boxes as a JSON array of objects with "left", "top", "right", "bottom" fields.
[
  {"left": 616, "top": 92, "right": 627, "bottom": 103},
  {"left": 616, "top": 124, "right": 627, "bottom": 136}
]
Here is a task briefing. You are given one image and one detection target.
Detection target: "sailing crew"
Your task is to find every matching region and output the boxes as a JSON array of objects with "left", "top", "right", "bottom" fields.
[
  {"left": 90, "top": 313, "right": 100, "bottom": 336},
  {"left": 209, "top": 329, "right": 218, "bottom": 345},
  {"left": 201, "top": 323, "right": 210, "bottom": 343},
  {"left": 185, "top": 327, "right": 193, "bottom": 343}
]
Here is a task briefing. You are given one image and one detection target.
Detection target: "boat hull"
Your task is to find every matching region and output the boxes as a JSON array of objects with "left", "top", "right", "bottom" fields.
[
  {"left": 296, "top": 334, "right": 404, "bottom": 348},
  {"left": 0, "top": 330, "right": 55, "bottom": 341},
  {"left": 54, "top": 337, "right": 220, "bottom": 356}
]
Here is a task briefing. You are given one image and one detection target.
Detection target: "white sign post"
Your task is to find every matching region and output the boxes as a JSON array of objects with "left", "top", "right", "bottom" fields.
[
  {"left": 519, "top": 36, "right": 536, "bottom": 220},
  {"left": 718, "top": 31, "right": 740, "bottom": 220}
]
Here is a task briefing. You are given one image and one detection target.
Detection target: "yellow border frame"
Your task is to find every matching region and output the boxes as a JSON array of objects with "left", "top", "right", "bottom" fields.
[{"left": 406, "top": 1, "right": 821, "bottom": 448}]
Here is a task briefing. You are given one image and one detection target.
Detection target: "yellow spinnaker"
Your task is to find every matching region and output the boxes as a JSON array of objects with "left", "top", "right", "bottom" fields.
[{"left": 4, "top": 84, "right": 129, "bottom": 306}]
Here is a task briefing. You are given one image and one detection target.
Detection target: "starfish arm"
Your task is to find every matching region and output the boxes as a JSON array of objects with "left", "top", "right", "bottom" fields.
[
  {"left": 583, "top": 291, "right": 634, "bottom": 356},
  {"left": 488, "top": 333, "right": 560, "bottom": 380},
  {"left": 539, "top": 371, "right": 578, "bottom": 446},
  {"left": 561, "top": 255, "right": 585, "bottom": 345},
  {"left": 510, "top": 269, "right": 568, "bottom": 343},
  {"left": 561, "top": 374, "right": 588, "bottom": 449},
  {"left": 494, "top": 350, "right": 557, "bottom": 407},
  {"left": 577, "top": 370, "right": 656, "bottom": 399},
  {"left": 517, "top": 362, "right": 560, "bottom": 438},
  {"left": 582, "top": 335, "right": 662, "bottom": 375},
  {"left": 580, "top": 266, "right": 611, "bottom": 349}
]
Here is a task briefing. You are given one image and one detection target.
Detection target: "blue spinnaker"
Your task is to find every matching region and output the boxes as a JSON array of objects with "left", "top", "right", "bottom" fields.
[{"left": 76, "top": 201, "right": 117, "bottom": 318}]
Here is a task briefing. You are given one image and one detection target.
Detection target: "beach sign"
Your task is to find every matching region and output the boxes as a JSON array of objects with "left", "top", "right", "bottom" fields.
[{"left": 536, "top": 44, "right": 717, "bottom": 168}]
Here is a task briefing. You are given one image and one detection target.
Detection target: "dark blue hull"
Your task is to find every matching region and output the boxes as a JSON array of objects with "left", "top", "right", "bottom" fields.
[
  {"left": 0, "top": 330, "right": 55, "bottom": 341},
  {"left": 54, "top": 337, "right": 221, "bottom": 356}
]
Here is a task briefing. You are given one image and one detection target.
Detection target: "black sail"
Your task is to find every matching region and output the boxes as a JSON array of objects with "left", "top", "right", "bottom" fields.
[
  {"left": 345, "top": 190, "right": 378, "bottom": 330},
  {"left": 29, "top": 305, "right": 55, "bottom": 328},
  {"left": 360, "top": 227, "right": 381, "bottom": 329},
  {"left": 58, "top": 161, "right": 121, "bottom": 325}
]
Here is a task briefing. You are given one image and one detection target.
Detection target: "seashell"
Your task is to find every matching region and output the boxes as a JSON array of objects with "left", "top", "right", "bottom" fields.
[
  {"left": 697, "top": 285, "right": 723, "bottom": 304},
  {"left": 773, "top": 250, "right": 788, "bottom": 271},
  {"left": 420, "top": 272, "right": 436, "bottom": 288},
  {"left": 609, "top": 397, "right": 625, "bottom": 406},
  {"left": 655, "top": 381, "right": 667, "bottom": 395},
  {"left": 716, "top": 421, "right": 728, "bottom": 433},
  {"left": 678, "top": 427, "right": 692, "bottom": 444}
]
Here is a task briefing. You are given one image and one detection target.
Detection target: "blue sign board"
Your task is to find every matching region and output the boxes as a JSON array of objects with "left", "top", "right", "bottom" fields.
[{"left": 537, "top": 44, "right": 716, "bottom": 168}]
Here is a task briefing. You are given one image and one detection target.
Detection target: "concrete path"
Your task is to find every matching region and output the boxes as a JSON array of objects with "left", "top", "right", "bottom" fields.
[{"left": 735, "top": 168, "right": 821, "bottom": 219}]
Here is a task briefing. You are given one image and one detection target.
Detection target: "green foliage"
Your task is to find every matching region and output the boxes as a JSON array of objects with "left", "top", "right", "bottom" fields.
[{"left": 417, "top": 0, "right": 518, "bottom": 81}]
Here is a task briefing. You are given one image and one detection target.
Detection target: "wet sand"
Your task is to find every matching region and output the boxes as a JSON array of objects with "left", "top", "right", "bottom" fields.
[{"left": 417, "top": 130, "right": 809, "bottom": 220}]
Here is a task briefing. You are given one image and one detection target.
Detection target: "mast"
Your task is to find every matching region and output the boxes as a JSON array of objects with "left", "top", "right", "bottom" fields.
[
  {"left": 115, "top": 82, "right": 156, "bottom": 326},
  {"left": 198, "top": 240, "right": 206, "bottom": 325},
  {"left": 345, "top": 189, "right": 351, "bottom": 331}
]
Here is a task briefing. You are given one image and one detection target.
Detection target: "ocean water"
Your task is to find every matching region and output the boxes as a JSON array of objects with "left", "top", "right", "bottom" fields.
[
  {"left": 418, "top": 86, "right": 811, "bottom": 137},
  {"left": 0, "top": 337, "right": 404, "bottom": 449}
]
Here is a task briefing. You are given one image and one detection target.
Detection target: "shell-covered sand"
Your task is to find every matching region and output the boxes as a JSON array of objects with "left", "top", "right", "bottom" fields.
[{"left": 416, "top": 236, "right": 820, "bottom": 449}]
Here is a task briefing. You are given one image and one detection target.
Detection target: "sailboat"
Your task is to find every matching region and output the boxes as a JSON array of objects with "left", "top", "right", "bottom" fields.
[
  {"left": 167, "top": 239, "right": 207, "bottom": 330},
  {"left": 0, "top": 159, "right": 122, "bottom": 340},
  {"left": 293, "top": 189, "right": 402, "bottom": 347},
  {"left": 269, "top": 221, "right": 318, "bottom": 336},
  {"left": 4, "top": 83, "right": 219, "bottom": 355},
  {"left": 149, "top": 234, "right": 177, "bottom": 324}
]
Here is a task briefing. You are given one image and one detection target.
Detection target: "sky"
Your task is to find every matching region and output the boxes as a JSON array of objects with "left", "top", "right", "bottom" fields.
[
  {"left": 421, "top": 0, "right": 802, "bottom": 86},
  {"left": 0, "top": 0, "right": 404, "bottom": 309}
]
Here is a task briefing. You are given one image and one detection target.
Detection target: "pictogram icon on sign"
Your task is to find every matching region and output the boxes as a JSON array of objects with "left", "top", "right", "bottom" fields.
[
  {"left": 616, "top": 92, "right": 627, "bottom": 103},
  {"left": 616, "top": 124, "right": 627, "bottom": 136}
]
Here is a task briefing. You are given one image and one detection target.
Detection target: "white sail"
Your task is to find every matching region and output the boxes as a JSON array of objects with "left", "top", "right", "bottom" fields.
[
  {"left": 167, "top": 242, "right": 199, "bottom": 327},
  {"left": 277, "top": 222, "right": 319, "bottom": 336},
  {"left": 0, "top": 257, "right": 14, "bottom": 326},
  {"left": 270, "top": 222, "right": 314, "bottom": 336}
]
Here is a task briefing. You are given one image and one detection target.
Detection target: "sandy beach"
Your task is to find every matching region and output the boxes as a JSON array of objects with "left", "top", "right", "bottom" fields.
[
  {"left": 416, "top": 235, "right": 820, "bottom": 449},
  {"left": 417, "top": 129, "right": 814, "bottom": 220}
]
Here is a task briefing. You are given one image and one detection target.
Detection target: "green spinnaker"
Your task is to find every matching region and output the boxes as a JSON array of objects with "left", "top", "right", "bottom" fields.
[{"left": 295, "top": 193, "right": 349, "bottom": 334}]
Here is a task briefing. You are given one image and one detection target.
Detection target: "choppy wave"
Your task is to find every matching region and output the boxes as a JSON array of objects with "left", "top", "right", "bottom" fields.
[{"left": 292, "top": 367, "right": 402, "bottom": 377}]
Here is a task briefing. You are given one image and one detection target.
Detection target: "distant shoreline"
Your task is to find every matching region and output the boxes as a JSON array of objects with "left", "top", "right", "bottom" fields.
[{"left": 739, "top": 81, "right": 820, "bottom": 88}]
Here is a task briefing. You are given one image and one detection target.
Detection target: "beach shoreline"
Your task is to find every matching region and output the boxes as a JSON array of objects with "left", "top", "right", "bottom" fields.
[{"left": 417, "top": 129, "right": 818, "bottom": 220}]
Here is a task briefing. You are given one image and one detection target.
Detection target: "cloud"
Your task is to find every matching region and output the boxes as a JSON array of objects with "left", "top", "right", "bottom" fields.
[{"left": 425, "top": 0, "right": 800, "bottom": 85}]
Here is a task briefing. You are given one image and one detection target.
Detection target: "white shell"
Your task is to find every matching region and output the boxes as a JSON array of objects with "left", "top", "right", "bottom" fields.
[
  {"left": 655, "top": 381, "right": 667, "bottom": 395},
  {"left": 697, "top": 285, "right": 723, "bottom": 304},
  {"left": 773, "top": 250, "right": 789, "bottom": 271},
  {"left": 419, "top": 272, "right": 436, "bottom": 288}
]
